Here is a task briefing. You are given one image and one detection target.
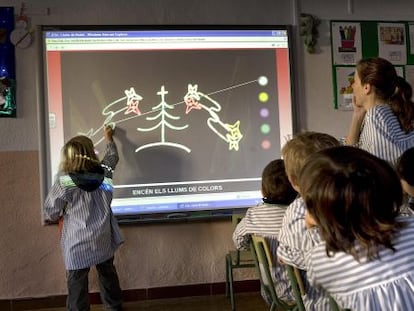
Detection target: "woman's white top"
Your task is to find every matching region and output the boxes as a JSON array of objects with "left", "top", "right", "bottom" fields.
[{"left": 359, "top": 104, "right": 414, "bottom": 166}]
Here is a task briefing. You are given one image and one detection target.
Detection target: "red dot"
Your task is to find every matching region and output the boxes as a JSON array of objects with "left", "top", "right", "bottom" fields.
[{"left": 261, "top": 140, "right": 271, "bottom": 150}]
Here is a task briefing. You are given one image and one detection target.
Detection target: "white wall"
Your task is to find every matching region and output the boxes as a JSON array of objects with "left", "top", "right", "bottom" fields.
[{"left": 297, "top": 0, "right": 414, "bottom": 137}]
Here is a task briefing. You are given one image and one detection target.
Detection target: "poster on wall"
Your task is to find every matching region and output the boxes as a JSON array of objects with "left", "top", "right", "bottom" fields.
[
  {"left": 409, "top": 24, "right": 414, "bottom": 54},
  {"left": 394, "top": 66, "right": 405, "bottom": 79},
  {"left": 331, "top": 22, "right": 362, "bottom": 65},
  {"left": 335, "top": 66, "right": 355, "bottom": 111},
  {"left": 405, "top": 65, "right": 414, "bottom": 88},
  {"left": 378, "top": 22, "right": 407, "bottom": 65},
  {"left": 0, "top": 7, "right": 16, "bottom": 118}
]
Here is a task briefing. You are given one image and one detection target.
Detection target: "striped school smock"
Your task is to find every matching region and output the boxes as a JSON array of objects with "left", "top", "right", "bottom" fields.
[
  {"left": 359, "top": 104, "right": 414, "bottom": 166},
  {"left": 306, "top": 216, "right": 414, "bottom": 310},
  {"left": 44, "top": 141, "right": 124, "bottom": 270},
  {"left": 277, "top": 197, "right": 320, "bottom": 270},
  {"left": 232, "top": 203, "right": 292, "bottom": 301},
  {"left": 277, "top": 197, "right": 331, "bottom": 311}
]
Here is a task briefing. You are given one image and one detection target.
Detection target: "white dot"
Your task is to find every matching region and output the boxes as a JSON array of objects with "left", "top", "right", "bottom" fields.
[{"left": 258, "top": 76, "right": 268, "bottom": 86}]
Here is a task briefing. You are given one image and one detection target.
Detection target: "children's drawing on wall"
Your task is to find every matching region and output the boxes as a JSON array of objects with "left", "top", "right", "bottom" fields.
[
  {"left": 0, "top": 7, "right": 16, "bottom": 118},
  {"left": 405, "top": 65, "right": 414, "bottom": 89},
  {"left": 335, "top": 67, "right": 355, "bottom": 111},
  {"left": 409, "top": 24, "right": 414, "bottom": 55},
  {"left": 331, "top": 22, "right": 362, "bottom": 65},
  {"left": 378, "top": 23, "right": 407, "bottom": 65},
  {"left": 395, "top": 66, "right": 405, "bottom": 79}
]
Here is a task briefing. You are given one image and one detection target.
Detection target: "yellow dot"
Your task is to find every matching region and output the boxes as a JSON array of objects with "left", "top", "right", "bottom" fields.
[{"left": 259, "top": 92, "right": 269, "bottom": 102}]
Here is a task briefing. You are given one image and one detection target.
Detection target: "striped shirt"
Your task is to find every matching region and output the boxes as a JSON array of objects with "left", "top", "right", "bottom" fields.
[
  {"left": 44, "top": 141, "right": 124, "bottom": 270},
  {"left": 400, "top": 197, "right": 414, "bottom": 216},
  {"left": 232, "top": 203, "right": 293, "bottom": 301},
  {"left": 359, "top": 104, "right": 414, "bottom": 166},
  {"left": 306, "top": 216, "right": 414, "bottom": 310},
  {"left": 277, "top": 197, "right": 320, "bottom": 269},
  {"left": 277, "top": 197, "right": 331, "bottom": 311}
]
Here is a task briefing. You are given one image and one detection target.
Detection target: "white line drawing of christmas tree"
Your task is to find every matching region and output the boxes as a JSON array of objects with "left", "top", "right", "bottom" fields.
[{"left": 135, "top": 85, "right": 190, "bottom": 153}]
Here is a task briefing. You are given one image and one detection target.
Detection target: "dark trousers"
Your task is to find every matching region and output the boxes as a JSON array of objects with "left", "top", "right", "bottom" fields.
[{"left": 66, "top": 257, "right": 123, "bottom": 311}]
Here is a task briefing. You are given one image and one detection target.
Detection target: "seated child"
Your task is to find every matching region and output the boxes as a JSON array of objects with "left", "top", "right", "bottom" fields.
[
  {"left": 396, "top": 146, "right": 414, "bottom": 215},
  {"left": 301, "top": 145, "right": 414, "bottom": 310},
  {"left": 276, "top": 131, "right": 339, "bottom": 311},
  {"left": 233, "top": 159, "right": 298, "bottom": 303}
]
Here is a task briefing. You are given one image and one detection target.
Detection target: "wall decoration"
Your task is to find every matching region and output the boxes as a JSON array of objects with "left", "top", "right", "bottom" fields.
[
  {"left": 334, "top": 66, "right": 355, "bottom": 111},
  {"left": 10, "top": 3, "right": 32, "bottom": 49},
  {"left": 0, "top": 7, "right": 16, "bottom": 118},
  {"left": 300, "top": 13, "right": 321, "bottom": 54},
  {"left": 331, "top": 20, "right": 414, "bottom": 109},
  {"left": 331, "top": 22, "right": 362, "bottom": 65},
  {"left": 378, "top": 22, "right": 407, "bottom": 64}
]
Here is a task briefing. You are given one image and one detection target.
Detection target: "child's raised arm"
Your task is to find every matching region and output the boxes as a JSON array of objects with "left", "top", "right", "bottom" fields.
[{"left": 101, "top": 125, "right": 119, "bottom": 177}]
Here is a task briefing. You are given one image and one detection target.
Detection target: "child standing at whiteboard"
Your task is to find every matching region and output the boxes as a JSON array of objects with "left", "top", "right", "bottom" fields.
[{"left": 44, "top": 126, "right": 124, "bottom": 311}]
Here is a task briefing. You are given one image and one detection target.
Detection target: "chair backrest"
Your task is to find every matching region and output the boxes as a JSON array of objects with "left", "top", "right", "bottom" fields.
[
  {"left": 285, "top": 265, "right": 306, "bottom": 311},
  {"left": 232, "top": 213, "right": 245, "bottom": 227},
  {"left": 285, "top": 264, "right": 351, "bottom": 311},
  {"left": 329, "top": 296, "right": 351, "bottom": 311},
  {"left": 250, "top": 235, "right": 294, "bottom": 310},
  {"left": 232, "top": 213, "right": 247, "bottom": 264}
]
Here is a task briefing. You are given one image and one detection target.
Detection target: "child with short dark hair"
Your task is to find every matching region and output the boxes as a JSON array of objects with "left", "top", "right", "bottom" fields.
[
  {"left": 233, "top": 159, "right": 297, "bottom": 303},
  {"left": 302, "top": 145, "right": 414, "bottom": 310},
  {"left": 44, "top": 126, "right": 123, "bottom": 311}
]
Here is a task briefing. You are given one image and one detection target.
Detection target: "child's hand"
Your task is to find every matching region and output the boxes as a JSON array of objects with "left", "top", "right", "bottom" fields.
[{"left": 104, "top": 124, "right": 115, "bottom": 142}]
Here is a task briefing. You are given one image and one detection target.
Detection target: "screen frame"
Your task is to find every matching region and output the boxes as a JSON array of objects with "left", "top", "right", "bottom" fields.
[{"left": 38, "top": 24, "right": 297, "bottom": 224}]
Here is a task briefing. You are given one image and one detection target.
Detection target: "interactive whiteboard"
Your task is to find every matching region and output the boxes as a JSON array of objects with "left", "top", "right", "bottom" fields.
[{"left": 39, "top": 25, "right": 295, "bottom": 223}]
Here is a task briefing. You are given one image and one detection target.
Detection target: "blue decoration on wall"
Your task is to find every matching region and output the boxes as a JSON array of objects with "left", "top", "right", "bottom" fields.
[{"left": 0, "top": 7, "right": 16, "bottom": 118}]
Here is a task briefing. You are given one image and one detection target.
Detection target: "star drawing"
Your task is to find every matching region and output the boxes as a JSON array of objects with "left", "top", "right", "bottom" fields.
[
  {"left": 124, "top": 87, "right": 143, "bottom": 115},
  {"left": 226, "top": 120, "right": 243, "bottom": 151}
]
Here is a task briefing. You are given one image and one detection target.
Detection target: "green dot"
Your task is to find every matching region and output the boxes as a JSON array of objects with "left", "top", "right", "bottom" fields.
[
  {"left": 261, "top": 124, "right": 271, "bottom": 134},
  {"left": 259, "top": 92, "right": 269, "bottom": 102}
]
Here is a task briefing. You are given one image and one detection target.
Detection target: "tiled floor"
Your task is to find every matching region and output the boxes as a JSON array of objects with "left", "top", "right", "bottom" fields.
[{"left": 33, "top": 292, "right": 268, "bottom": 311}]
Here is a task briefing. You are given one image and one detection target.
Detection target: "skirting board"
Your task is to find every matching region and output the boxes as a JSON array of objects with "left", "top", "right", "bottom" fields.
[{"left": 0, "top": 280, "right": 260, "bottom": 310}]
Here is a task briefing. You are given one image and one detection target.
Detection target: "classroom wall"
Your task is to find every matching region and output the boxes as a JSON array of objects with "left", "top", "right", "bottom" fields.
[
  {"left": 296, "top": 0, "right": 414, "bottom": 137},
  {"left": 1, "top": 0, "right": 414, "bottom": 300}
]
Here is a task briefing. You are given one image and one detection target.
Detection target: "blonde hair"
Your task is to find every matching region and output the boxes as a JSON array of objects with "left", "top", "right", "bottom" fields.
[
  {"left": 59, "top": 135, "right": 100, "bottom": 173},
  {"left": 282, "top": 132, "right": 339, "bottom": 185}
]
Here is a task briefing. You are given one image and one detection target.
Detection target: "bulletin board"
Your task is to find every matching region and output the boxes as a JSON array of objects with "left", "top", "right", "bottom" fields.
[{"left": 330, "top": 20, "right": 414, "bottom": 110}]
